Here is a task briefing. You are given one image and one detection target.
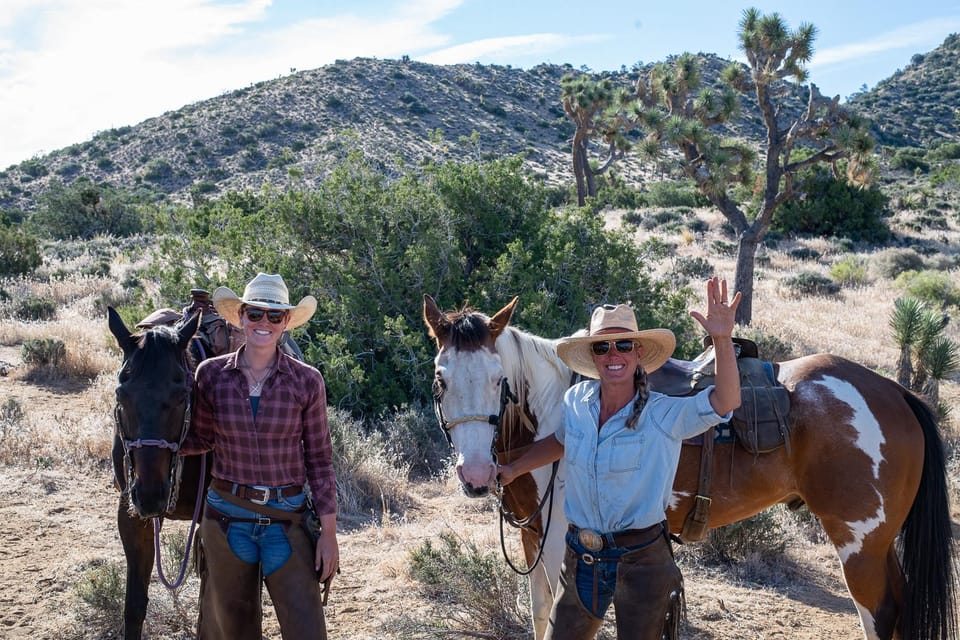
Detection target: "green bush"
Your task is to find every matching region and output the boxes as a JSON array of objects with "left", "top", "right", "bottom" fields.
[
  {"left": 774, "top": 165, "right": 890, "bottom": 242},
  {"left": 781, "top": 271, "right": 840, "bottom": 297},
  {"left": 788, "top": 247, "right": 820, "bottom": 261},
  {"left": 830, "top": 255, "right": 869, "bottom": 286},
  {"left": 29, "top": 179, "right": 147, "bottom": 239},
  {"left": 15, "top": 296, "right": 56, "bottom": 321},
  {"left": 894, "top": 270, "right": 960, "bottom": 308},
  {"left": 891, "top": 147, "right": 929, "bottom": 173},
  {"left": 21, "top": 338, "right": 66, "bottom": 367},
  {"left": 697, "top": 510, "right": 787, "bottom": 563},
  {"left": 639, "top": 180, "right": 707, "bottom": 208},
  {"left": 0, "top": 225, "right": 42, "bottom": 277}
]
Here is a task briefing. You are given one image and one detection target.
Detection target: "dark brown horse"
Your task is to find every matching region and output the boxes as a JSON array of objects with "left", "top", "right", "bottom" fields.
[
  {"left": 108, "top": 308, "right": 211, "bottom": 640},
  {"left": 424, "top": 295, "right": 958, "bottom": 640}
]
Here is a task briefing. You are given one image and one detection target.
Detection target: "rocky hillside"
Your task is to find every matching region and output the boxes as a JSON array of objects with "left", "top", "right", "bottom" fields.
[
  {"left": 848, "top": 33, "right": 960, "bottom": 147},
  {"left": 0, "top": 35, "right": 956, "bottom": 213}
]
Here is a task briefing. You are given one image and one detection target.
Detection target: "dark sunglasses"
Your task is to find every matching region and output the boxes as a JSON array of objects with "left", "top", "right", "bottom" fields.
[
  {"left": 591, "top": 340, "right": 638, "bottom": 356},
  {"left": 243, "top": 308, "right": 288, "bottom": 324}
]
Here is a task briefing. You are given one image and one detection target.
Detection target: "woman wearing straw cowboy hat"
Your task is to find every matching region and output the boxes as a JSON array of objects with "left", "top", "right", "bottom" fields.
[
  {"left": 498, "top": 276, "right": 742, "bottom": 640},
  {"left": 180, "top": 273, "right": 338, "bottom": 640}
]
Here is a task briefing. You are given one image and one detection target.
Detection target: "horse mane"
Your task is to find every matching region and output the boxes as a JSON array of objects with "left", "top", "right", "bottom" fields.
[
  {"left": 442, "top": 306, "right": 494, "bottom": 350},
  {"left": 124, "top": 325, "right": 194, "bottom": 376},
  {"left": 495, "top": 325, "right": 572, "bottom": 442}
]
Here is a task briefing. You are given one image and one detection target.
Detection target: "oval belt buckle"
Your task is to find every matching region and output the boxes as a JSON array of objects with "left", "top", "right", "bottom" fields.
[{"left": 578, "top": 528, "right": 603, "bottom": 553}]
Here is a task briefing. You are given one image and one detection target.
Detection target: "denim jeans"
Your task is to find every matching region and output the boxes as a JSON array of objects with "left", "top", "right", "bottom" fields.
[{"left": 205, "top": 488, "right": 305, "bottom": 576}]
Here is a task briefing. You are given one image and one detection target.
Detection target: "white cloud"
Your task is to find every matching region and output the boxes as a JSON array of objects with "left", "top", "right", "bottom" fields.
[
  {"left": 419, "top": 33, "right": 606, "bottom": 65},
  {"left": 812, "top": 16, "right": 960, "bottom": 69}
]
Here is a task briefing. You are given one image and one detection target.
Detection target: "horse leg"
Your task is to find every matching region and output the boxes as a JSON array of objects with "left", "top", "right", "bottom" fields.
[
  {"left": 118, "top": 502, "right": 154, "bottom": 640},
  {"left": 522, "top": 528, "right": 553, "bottom": 640},
  {"left": 821, "top": 516, "right": 901, "bottom": 640}
]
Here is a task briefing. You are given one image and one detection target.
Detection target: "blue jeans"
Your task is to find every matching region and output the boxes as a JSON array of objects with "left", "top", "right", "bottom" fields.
[{"left": 205, "top": 488, "right": 305, "bottom": 576}]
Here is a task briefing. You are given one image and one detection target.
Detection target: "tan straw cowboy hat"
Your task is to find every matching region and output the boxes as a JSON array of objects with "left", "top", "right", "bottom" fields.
[
  {"left": 213, "top": 273, "right": 317, "bottom": 330},
  {"left": 557, "top": 303, "right": 676, "bottom": 378}
]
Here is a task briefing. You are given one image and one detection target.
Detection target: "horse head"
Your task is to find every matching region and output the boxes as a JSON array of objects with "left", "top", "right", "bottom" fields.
[
  {"left": 423, "top": 294, "right": 520, "bottom": 497},
  {"left": 108, "top": 307, "right": 201, "bottom": 518}
]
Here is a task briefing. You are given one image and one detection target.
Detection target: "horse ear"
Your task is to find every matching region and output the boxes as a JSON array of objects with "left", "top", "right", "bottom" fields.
[
  {"left": 178, "top": 311, "right": 202, "bottom": 351},
  {"left": 423, "top": 294, "right": 449, "bottom": 343},
  {"left": 488, "top": 296, "right": 519, "bottom": 339},
  {"left": 107, "top": 306, "right": 138, "bottom": 357}
]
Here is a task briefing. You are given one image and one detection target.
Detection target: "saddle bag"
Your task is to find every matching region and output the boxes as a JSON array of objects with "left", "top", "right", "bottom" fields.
[{"left": 730, "top": 358, "right": 791, "bottom": 454}]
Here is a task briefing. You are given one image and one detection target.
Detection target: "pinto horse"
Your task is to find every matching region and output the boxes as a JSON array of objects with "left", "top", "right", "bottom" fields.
[
  {"left": 423, "top": 295, "right": 958, "bottom": 640},
  {"left": 108, "top": 308, "right": 212, "bottom": 640}
]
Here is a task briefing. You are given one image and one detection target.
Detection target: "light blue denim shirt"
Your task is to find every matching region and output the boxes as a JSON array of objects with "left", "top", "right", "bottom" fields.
[{"left": 555, "top": 379, "right": 731, "bottom": 533}]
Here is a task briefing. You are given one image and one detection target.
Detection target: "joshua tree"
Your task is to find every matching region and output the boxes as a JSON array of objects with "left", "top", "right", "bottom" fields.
[
  {"left": 626, "top": 8, "right": 874, "bottom": 324},
  {"left": 560, "top": 74, "right": 632, "bottom": 206}
]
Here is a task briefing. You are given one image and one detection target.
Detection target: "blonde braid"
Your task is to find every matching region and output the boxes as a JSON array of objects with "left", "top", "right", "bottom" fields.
[{"left": 624, "top": 366, "right": 649, "bottom": 430}]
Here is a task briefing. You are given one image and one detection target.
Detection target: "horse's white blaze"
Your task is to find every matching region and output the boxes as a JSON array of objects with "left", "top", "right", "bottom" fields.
[
  {"left": 437, "top": 347, "right": 506, "bottom": 489},
  {"left": 812, "top": 375, "right": 887, "bottom": 561}
]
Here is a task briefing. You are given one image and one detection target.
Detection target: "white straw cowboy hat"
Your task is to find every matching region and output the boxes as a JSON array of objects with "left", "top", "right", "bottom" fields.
[
  {"left": 557, "top": 304, "right": 676, "bottom": 378},
  {"left": 212, "top": 273, "right": 317, "bottom": 330}
]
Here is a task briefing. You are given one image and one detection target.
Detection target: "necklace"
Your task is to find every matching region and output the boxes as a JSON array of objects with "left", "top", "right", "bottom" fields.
[
  {"left": 243, "top": 354, "right": 273, "bottom": 395},
  {"left": 249, "top": 370, "right": 270, "bottom": 395}
]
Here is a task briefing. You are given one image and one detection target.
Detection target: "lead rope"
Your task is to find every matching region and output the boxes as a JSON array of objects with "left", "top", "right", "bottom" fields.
[
  {"left": 153, "top": 452, "right": 206, "bottom": 589},
  {"left": 497, "top": 458, "right": 558, "bottom": 576}
]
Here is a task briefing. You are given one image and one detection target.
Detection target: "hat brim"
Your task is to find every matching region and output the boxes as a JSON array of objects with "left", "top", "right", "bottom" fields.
[
  {"left": 557, "top": 328, "right": 675, "bottom": 378},
  {"left": 213, "top": 286, "right": 317, "bottom": 330}
]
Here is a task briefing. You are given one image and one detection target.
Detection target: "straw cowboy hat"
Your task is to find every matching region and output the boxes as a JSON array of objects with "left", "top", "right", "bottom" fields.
[
  {"left": 212, "top": 273, "right": 317, "bottom": 330},
  {"left": 557, "top": 304, "right": 676, "bottom": 378}
]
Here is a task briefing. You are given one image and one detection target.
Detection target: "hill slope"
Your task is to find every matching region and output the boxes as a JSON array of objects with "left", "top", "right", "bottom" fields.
[{"left": 1, "top": 37, "right": 957, "bottom": 214}]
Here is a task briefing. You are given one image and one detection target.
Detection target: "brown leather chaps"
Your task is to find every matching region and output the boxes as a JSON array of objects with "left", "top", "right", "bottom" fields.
[{"left": 195, "top": 503, "right": 327, "bottom": 640}]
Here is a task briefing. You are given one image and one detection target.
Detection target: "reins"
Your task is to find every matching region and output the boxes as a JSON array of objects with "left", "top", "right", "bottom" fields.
[{"left": 434, "top": 376, "right": 559, "bottom": 575}]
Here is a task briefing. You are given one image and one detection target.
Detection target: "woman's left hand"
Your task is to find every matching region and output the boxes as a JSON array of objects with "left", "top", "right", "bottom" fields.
[
  {"left": 316, "top": 515, "right": 340, "bottom": 583},
  {"left": 689, "top": 276, "right": 741, "bottom": 339}
]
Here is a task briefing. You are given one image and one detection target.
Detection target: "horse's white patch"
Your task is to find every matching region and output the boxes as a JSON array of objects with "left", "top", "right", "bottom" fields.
[
  {"left": 811, "top": 375, "right": 885, "bottom": 478},
  {"left": 812, "top": 375, "right": 887, "bottom": 561},
  {"left": 669, "top": 490, "right": 693, "bottom": 511},
  {"left": 851, "top": 599, "right": 880, "bottom": 640}
]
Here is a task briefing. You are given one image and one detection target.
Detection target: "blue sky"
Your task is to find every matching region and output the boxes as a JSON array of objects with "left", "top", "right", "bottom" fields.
[{"left": 1, "top": 0, "right": 959, "bottom": 169}]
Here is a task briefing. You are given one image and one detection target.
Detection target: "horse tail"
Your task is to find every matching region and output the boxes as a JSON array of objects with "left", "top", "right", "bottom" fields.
[{"left": 898, "top": 391, "right": 958, "bottom": 640}]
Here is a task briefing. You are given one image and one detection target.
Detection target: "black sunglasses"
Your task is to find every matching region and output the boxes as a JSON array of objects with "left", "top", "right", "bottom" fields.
[
  {"left": 591, "top": 340, "right": 638, "bottom": 356},
  {"left": 243, "top": 308, "right": 288, "bottom": 324}
]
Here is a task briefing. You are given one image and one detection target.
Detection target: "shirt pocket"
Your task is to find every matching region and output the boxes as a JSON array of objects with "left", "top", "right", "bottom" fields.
[
  {"left": 608, "top": 432, "right": 644, "bottom": 472},
  {"left": 564, "top": 429, "right": 586, "bottom": 469}
]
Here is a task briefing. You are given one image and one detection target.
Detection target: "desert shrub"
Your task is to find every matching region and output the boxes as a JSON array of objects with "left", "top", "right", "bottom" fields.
[
  {"left": 928, "top": 142, "right": 960, "bottom": 161},
  {"left": 328, "top": 408, "right": 411, "bottom": 518},
  {"left": 639, "top": 180, "right": 707, "bottom": 208},
  {"left": 405, "top": 531, "right": 529, "bottom": 638},
  {"left": 377, "top": 405, "right": 450, "bottom": 479},
  {"left": 74, "top": 559, "right": 125, "bottom": 628},
  {"left": 735, "top": 326, "right": 795, "bottom": 362},
  {"left": 830, "top": 255, "right": 869, "bottom": 286},
  {"left": 30, "top": 179, "right": 148, "bottom": 239},
  {"left": 22, "top": 337, "right": 66, "bottom": 367},
  {"left": 695, "top": 509, "right": 787, "bottom": 563},
  {"left": 0, "top": 224, "right": 42, "bottom": 276},
  {"left": 710, "top": 240, "right": 737, "bottom": 256},
  {"left": 872, "top": 248, "right": 925, "bottom": 278},
  {"left": 0, "top": 398, "right": 26, "bottom": 444},
  {"left": 774, "top": 165, "right": 890, "bottom": 242},
  {"left": 894, "top": 270, "right": 960, "bottom": 309},
  {"left": 788, "top": 247, "right": 820, "bottom": 261},
  {"left": 891, "top": 147, "right": 929, "bottom": 173},
  {"left": 15, "top": 296, "right": 56, "bottom": 320},
  {"left": 781, "top": 271, "right": 840, "bottom": 297},
  {"left": 669, "top": 256, "right": 714, "bottom": 288}
]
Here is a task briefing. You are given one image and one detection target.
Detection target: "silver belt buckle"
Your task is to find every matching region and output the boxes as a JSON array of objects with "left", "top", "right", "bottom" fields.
[
  {"left": 577, "top": 528, "right": 603, "bottom": 552},
  {"left": 249, "top": 485, "right": 271, "bottom": 505}
]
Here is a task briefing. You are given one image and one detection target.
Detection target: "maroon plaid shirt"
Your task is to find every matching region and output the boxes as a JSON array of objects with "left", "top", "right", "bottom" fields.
[{"left": 181, "top": 346, "right": 337, "bottom": 516}]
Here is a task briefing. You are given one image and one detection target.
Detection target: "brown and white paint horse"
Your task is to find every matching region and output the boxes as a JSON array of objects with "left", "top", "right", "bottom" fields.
[{"left": 423, "top": 295, "right": 958, "bottom": 640}]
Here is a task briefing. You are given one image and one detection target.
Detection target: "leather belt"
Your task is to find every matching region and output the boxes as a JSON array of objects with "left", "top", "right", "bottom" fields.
[
  {"left": 212, "top": 478, "right": 302, "bottom": 505},
  {"left": 569, "top": 522, "right": 665, "bottom": 552}
]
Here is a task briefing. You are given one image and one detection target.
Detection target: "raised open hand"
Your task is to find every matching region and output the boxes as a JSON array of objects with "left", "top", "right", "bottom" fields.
[{"left": 689, "top": 276, "right": 741, "bottom": 339}]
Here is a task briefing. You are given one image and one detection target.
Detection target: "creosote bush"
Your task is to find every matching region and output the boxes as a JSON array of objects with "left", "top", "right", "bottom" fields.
[
  {"left": 872, "top": 247, "right": 925, "bottom": 279},
  {"left": 22, "top": 337, "right": 66, "bottom": 367},
  {"left": 780, "top": 271, "right": 841, "bottom": 298},
  {"left": 15, "top": 296, "right": 57, "bottom": 321}
]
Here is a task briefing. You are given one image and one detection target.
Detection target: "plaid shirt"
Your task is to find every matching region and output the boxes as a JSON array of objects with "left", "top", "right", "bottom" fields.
[{"left": 181, "top": 346, "right": 337, "bottom": 516}]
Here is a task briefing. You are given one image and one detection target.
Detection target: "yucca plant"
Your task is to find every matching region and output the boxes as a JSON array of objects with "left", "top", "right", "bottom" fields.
[
  {"left": 889, "top": 297, "right": 925, "bottom": 387},
  {"left": 917, "top": 335, "right": 960, "bottom": 409}
]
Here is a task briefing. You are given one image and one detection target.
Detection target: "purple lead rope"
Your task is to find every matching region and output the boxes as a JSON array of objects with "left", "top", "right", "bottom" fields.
[{"left": 153, "top": 454, "right": 207, "bottom": 589}]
